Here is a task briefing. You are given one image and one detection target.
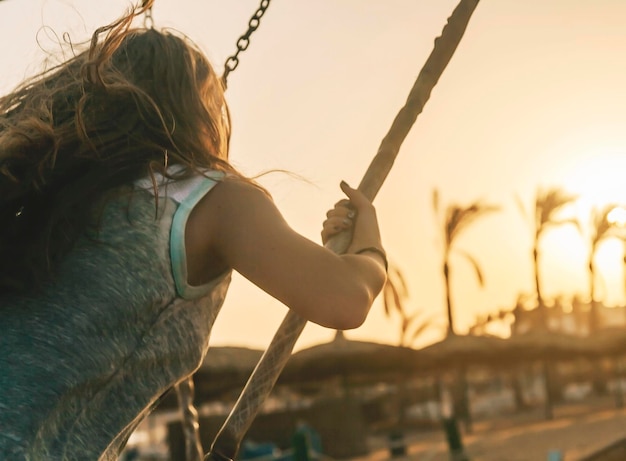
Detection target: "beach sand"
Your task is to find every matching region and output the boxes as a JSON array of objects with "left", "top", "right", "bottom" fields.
[{"left": 350, "top": 396, "right": 626, "bottom": 461}]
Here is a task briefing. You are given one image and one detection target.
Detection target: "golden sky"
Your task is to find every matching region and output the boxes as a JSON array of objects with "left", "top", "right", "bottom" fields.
[{"left": 2, "top": 0, "right": 626, "bottom": 351}]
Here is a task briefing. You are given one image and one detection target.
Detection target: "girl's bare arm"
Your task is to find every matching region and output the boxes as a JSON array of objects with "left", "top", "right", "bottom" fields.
[{"left": 186, "top": 178, "right": 386, "bottom": 330}]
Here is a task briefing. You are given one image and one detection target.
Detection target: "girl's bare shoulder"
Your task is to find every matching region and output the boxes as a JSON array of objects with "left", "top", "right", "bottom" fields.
[{"left": 191, "top": 177, "right": 279, "bottom": 227}]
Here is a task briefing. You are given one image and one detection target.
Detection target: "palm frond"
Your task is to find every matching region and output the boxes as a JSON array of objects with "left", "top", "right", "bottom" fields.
[
  {"left": 445, "top": 206, "right": 461, "bottom": 245},
  {"left": 535, "top": 187, "right": 578, "bottom": 229},
  {"left": 447, "top": 201, "right": 499, "bottom": 244},
  {"left": 382, "top": 263, "right": 409, "bottom": 318},
  {"left": 514, "top": 193, "right": 528, "bottom": 221},
  {"left": 405, "top": 312, "right": 444, "bottom": 346},
  {"left": 549, "top": 217, "right": 582, "bottom": 235},
  {"left": 382, "top": 280, "right": 402, "bottom": 317},
  {"left": 432, "top": 188, "right": 440, "bottom": 216},
  {"left": 591, "top": 204, "right": 620, "bottom": 245},
  {"left": 408, "top": 319, "right": 437, "bottom": 345},
  {"left": 390, "top": 264, "right": 409, "bottom": 297},
  {"left": 456, "top": 248, "right": 485, "bottom": 287}
]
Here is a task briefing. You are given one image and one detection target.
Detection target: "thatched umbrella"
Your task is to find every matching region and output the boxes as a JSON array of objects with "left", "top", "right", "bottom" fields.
[
  {"left": 585, "top": 327, "right": 626, "bottom": 357},
  {"left": 194, "top": 346, "right": 265, "bottom": 401},
  {"left": 281, "top": 332, "right": 604, "bottom": 382},
  {"left": 417, "top": 331, "right": 618, "bottom": 370},
  {"left": 280, "top": 334, "right": 422, "bottom": 384},
  {"left": 417, "top": 334, "right": 510, "bottom": 371},
  {"left": 504, "top": 331, "right": 592, "bottom": 362}
]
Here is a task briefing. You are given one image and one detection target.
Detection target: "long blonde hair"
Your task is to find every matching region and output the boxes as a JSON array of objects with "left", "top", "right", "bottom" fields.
[{"left": 0, "top": 3, "right": 238, "bottom": 292}]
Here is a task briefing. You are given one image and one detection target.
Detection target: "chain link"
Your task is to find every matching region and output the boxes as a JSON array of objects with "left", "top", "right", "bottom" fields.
[
  {"left": 222, "top": 0, "right": 271, "bottom": 87},
  {"left": 143, "top": 6, "right": 154, "bottom": 29}
]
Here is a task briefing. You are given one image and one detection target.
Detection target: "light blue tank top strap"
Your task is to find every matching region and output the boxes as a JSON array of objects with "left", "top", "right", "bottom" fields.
[
  {"left": 170, "top": 171, "right": 226, "bottom": 299},
  {"left": 135, "top": 168, "right": 226, "bottom": 299}
]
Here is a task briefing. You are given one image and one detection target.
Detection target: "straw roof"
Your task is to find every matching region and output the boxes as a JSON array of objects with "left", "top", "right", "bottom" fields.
[
  {"left": 282, "top": 328, "right": 626, "bottom": 383},
  {"left": 281, "top": 335, "right": 420, "bottom": 383},
  {"left": 192, "top": 346, "right": 263, "bottom": 402},
  {"left": 156, "top": 329, "right": 626, "bottom": 410}
]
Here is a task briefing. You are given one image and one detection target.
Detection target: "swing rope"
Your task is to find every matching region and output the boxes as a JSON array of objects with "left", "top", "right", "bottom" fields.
[{"left": 206, "top": 1, "right": 481, "bottom": 459}]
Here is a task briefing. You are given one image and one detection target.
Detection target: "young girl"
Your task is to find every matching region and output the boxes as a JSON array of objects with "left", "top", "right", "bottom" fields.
[{"left": 0, "top": 5, "right": 386, "bottom": 460}]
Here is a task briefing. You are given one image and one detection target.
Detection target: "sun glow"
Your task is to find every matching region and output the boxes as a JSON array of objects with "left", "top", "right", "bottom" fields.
[
  {"left": 532, "top": 143, "right": 626, "bottom": 306},
  {"left": 560, "top": 147, "right": 626, "bottom": 211}
]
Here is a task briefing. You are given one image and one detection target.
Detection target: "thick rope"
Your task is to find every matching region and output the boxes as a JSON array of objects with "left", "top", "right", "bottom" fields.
[
  {"left": 205, "top": 1, "right": 481, "bottom": 459},
  {"left": 176, "top": 379, "right": 204, "bottom": 461}
]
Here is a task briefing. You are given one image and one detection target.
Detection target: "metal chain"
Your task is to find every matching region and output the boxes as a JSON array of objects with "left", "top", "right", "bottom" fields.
[
  {"left": 143, "top": 5, "right": 154, "bottom": 29},
  {"left": 222, "top": 0, "right": 271, "bottom": 87}
]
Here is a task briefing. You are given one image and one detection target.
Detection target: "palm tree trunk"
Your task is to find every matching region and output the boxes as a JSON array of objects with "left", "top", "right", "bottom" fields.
[
  {"left": 533, "top": 246, "right": 544, "bottom": 310},
  {"left": 457, "top": 367, "right": 472, "bottom": 434},
  {"left": 536, "top": 238, "right": 553, "bottom": 420},
  {"left": 614, "top": 357, "right": 625, "bottom": 409},
  {"left": 444, "top": 260, "right": 455, "bottom": 335},
  {"left": 541, "top": 360, "right": 554, "bottom": 420},
  {"left": 511, "top": 369, "right": 528, "bottom": 412},
  {"left": 589, "top": 259, "right": 608, "bottom": 395},
  {"left": 533, "top": 245, "right": 551, "bottom": 332},
  {"left": 589, "top": 259, "right": 597, "bottom": 333}
]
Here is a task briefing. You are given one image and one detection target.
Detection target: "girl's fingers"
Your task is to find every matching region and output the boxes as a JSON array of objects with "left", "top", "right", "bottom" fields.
[
  {"left": 326, "top": 207, "right": 356, "bottom": 219},
  {"left": 334, "top": 198, "right": 353, "bottom": 209},
  {"left": 323, "top": 216, "right": 354, "bottom": 231},
  {"left": 321, "top": 215, "right": 354, "bottom": 243},
  {"left": 322, "top": 181, "right": 376, "bottom": 245}
]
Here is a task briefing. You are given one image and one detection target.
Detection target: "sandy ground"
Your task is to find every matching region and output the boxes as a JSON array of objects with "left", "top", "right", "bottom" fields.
[{"left": 350, "top": 396, "right": 626, "bottom": 461}]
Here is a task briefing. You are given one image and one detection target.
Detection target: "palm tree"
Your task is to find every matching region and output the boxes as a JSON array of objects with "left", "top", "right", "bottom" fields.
[
  {"left": 516, "top": 187, "right": 578, "bottom": 418},
  {"left": 585, "top": 204, "right": 622, "bottom": 333},
  {"left": 433, "top": 189, "right": 499, "bottom": 336},
  {"left": 610, "top": 207, "right": 626, "bottom": 325},
  {"left": 432, "top": 192, "right": 498, "bottom": 433},
  {"left": 583, "top": 204, "right": 626, "bottom": 397},
  {"left": 516, "top": 187, "right": 578, "bottom": 327}
]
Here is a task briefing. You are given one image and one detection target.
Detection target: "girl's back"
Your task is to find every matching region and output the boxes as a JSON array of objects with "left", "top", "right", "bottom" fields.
[{"left": 0, "top": 188, "right": 230, "bottom": 460}]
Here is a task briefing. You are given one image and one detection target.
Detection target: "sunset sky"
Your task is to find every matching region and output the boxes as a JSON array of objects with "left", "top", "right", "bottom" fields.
[{"left": 2, "top": 0, "right": 626, "bottom": 352}]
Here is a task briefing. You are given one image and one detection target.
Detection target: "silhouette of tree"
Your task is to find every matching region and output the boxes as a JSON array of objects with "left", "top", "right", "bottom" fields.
[
  {"left": 516, "top": 187, "right": 578, "bottom": 327},
  {"left": 382, "top": 262, "right": 444, "bottom": 347},
  {"left": 516, "top": 188, "right": 578, "bottom": 418},
  {"left": 610, "top": 208, "right": 626, "bottom": 313},
  {"left": 433, "top": 189, "right": 499, "bottom": 336},
  {"left": 585, "top": 204, "right": 622, "bottom": 332}
]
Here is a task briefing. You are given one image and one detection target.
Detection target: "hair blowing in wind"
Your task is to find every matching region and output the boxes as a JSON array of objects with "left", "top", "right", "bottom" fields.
[{"left": 0, "top": 3, "right": 234, "bottom": 293}]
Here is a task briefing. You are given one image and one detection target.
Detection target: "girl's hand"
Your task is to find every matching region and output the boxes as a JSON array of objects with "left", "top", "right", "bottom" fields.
[
  {"left": 321, "top": 181, "right": 383, "bottom": 254},
  {"left": 321, "top": 197, "right": 356, "bottom": 246}
]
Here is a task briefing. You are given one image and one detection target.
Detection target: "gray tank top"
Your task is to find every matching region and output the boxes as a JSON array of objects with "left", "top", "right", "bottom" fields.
[{"left": 0, "top": 171, "right": 231, "bottom": 460}]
